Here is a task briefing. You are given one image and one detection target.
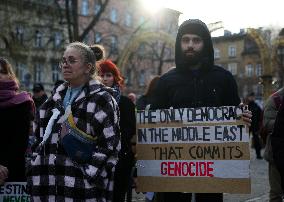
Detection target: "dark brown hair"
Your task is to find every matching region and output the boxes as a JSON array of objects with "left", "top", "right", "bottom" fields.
[{"left": 90, "top": 44, "right": 105, "bottom": 62}]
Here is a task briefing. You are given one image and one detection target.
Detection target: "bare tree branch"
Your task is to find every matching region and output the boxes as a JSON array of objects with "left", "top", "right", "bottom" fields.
[
  {"left": 65, "top": 0, "right": 73, "bottom": 42},
  {"left": 79, "top": 0, "right": 110, "bottom": 41}
]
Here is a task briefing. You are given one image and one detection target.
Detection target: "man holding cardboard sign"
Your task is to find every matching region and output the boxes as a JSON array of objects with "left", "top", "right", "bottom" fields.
[{"left": 146, "top": 19, "right": 249, "bottom": 202}]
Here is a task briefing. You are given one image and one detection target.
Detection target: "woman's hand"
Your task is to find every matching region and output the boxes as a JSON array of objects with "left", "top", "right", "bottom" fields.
[
  {"left": 239, "top": 103, "right": 252, "bottom": 127},
  {"left": 0, "top": 165, "right": 8, "bottom": 185},
  {"left": 60, "top": 122, "right": 69, "bottom": 138}
]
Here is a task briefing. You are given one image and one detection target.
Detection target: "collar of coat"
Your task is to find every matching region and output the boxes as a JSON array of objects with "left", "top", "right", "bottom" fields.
[{"left": 52, "top": 79, "right": 114, "bottom": 107}]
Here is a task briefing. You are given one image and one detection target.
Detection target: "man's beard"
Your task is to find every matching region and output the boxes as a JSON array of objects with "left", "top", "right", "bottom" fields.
[{"left": 181, "top": 49, "right": 203, "bottom": 66}]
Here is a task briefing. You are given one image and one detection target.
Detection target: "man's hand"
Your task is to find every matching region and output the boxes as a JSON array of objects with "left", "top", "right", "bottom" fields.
[
  {"left": 239, "top": 103, "right": 252, "bottom": 127},
  {"left": 0, "top": 165, "right": 8, "bottom": 185}
]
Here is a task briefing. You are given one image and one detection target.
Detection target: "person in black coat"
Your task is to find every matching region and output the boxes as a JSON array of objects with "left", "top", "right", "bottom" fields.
[
  {"left": 151, "top": 19, "right": 250, "bottom": 202},
  {"left": 0, "top": 58, "right": 34, "bottom": 184},
  {"left": 246, "top": 92, "right": 263, "bottom": 159},
  {"left": 32, "top": 82, "right": 48, "bottom": 110},
  {"left": 136, "top": 76, "right": 160, "bottom": 110},
  {"left": 271, "top": 93, "right": 284, "bottom": 192},
  {"left": 98, "top": 59, "right": 136, "bottom": 202}
]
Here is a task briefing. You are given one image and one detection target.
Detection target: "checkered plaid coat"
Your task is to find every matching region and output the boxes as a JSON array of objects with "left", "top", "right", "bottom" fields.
[{"left": 26, "top": 80, "right": 121, "bottom": 202}]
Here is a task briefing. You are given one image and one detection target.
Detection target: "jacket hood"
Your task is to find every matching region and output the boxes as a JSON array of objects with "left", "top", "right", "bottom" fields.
[{"left": 175, "top": 19, "right": 214, "bottom": 72}]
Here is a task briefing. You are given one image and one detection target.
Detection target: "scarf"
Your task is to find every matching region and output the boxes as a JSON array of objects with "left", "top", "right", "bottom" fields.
[
  {"left": 0, "top": 80, "right": 33, "bottom": 108},
  {"left": 112, "top": 84, "right": 121, "bottom": 103}
]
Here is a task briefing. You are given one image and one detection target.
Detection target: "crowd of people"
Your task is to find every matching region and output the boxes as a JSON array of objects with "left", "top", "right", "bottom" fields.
[{"left": 0, "top": 18, "right": 283, "bottom": 202}]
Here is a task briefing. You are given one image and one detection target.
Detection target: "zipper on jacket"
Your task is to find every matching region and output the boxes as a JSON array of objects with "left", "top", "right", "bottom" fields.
[{"left": 193, "top": 77, "right": 197, "bottom": 107}]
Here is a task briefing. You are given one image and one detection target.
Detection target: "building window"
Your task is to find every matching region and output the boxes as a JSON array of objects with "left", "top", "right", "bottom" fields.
[
  {"left": 95, "top": 32, "right": 102, "bottom": 43},
  {"left": 228, "top": 63, "right": 238, "bottom": 75},
  {"left": 110, "top": 8, "right": 118, "bottom": 23},
  {"left": 256, "top": 84, "right": 263, "bottom": 97},
  {"left": 139, "top": 69, "right": 146, "bottom": 87},
  {"left": 125, "top": 68, "right": 132, "bottom": 86},
  {"left": 255, "top": 63, "right": 262, "bottom": 77},
  {"left": 228, "top": 45, "right": 236, "bottom": 57},
  {"left": 83, "top": 34, "right": 89, "bottom": 44},
  {"left": 0, "top": 39, "right": 5, "bottom": 49},
  {"left": 110, "top": 35, "right": 118, "bottom": 53},
  {"left": 242, "top": 85, "right": 248, "bottom": 98},
  {"left": 167, "top": 22, "right": 173, "bottom": 32},
  {"left": 16, "top": 26, "right": 24, "bottom": 44},
  {"left": 125, "top": 12, "right": 132, "bottom": 27},
  {"left": 54, "top": 32, "right": 62, "bottom": 48},
  {"left": 245, "top": 64, "right": 254, "bottom": 77},
  {"left": 214, "top": 48, "right": 220, "bottom": 59},
  {"left": 139, "top": 16, "right": 145, "bottom": 25},
  {"left": 52, "top": 63, "right": 60, "bottom": 82},
  {"left": 94, "top": 1, "right": 101, "bottom": 14},
  {"left": 35, "top": 30, "right": 43, "bottom": 48},
  {"left": 16, "top": 63, "right": 27, "bottom": 83},
  {"left": 34, "top": 63, "right": 43, "bottom": 82},
  {"left": 138, "top": 43, "right": 146, "bottom": 56},
  {"left": 81, "top": 0, "right": 89, "bottom": 16}
]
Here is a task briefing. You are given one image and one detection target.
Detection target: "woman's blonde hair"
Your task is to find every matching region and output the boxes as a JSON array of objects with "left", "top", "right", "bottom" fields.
[{"left": 66, "top": 42, "right": 97, "bottom": 77}]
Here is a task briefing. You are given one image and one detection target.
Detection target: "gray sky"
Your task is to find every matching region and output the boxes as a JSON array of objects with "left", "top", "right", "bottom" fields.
[{"left": 140, "top": 0, "right": 284, "bottom": 36}]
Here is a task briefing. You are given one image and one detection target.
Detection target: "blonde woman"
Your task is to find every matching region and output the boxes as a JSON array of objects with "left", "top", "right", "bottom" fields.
[{"left": 27, "top": 42, "right": 120, "bottom": 201}]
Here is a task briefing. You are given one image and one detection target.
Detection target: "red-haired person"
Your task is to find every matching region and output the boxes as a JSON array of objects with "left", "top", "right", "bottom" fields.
[{"left": 98, "top": 60, "right": 136, "bottom": 202}]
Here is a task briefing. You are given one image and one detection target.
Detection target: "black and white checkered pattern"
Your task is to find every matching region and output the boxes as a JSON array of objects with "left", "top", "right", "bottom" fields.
[{"left": 26, "top": 80, "right": 121, "bottom": 202}]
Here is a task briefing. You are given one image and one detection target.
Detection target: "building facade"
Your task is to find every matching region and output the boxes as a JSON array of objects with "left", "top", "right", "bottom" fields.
[
  {"left": 0, "top": 0, "right": 180, "bottom": 95},
  {"left": 78, "top": 0, "right": 180, "bottom": 94},
  {"left": 77, "top": 0, "right": 180, "bottom": 94},
  {"left": 213, "top": 31, "right": 264, "bottom": 104},
  {"left": 0, "top": 0, "right": 67, "bottom": 92}
]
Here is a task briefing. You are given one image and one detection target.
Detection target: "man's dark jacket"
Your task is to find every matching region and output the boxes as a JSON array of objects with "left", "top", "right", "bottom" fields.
[{"left": 151, "top": 19, "right": 240, "bottom": 109}]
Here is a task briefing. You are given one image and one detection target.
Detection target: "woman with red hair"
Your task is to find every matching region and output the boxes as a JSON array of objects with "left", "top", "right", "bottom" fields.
[
  {"left": 99, "top": 60, "right": 124, "bottom": 100},
  {"left": 99, "top": 59, "right": 136, "bottom": 202}
]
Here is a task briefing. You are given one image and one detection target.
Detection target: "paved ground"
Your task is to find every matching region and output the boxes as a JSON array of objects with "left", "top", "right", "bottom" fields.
[
  {"left": 223, "top": 150, "right": 269, "bottom": 202},
  {"left": 131, "top": 149, "right": 270, "bottom": 202}
]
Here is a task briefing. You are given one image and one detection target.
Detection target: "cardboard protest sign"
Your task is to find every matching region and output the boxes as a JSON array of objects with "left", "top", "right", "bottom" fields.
[
  {"left": 136, "top": 106, "right": 250, "bottom": 193},
  {"left": 0, "top": 182, "right": 30, "bottom": 202}
]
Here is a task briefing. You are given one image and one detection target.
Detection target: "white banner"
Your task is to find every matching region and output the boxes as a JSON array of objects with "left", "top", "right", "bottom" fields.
[
  {"left": 138, "top": 124, "right": 247, "bottom": 144},
  {"left": 137, "top": 106, "right": 244, "bottom": 124},
  {"left": 0, "top": 182, "right": 30, "bottom": 202},
  {"left": 137, "top": 160, "right": 250, "bottom": 178}
]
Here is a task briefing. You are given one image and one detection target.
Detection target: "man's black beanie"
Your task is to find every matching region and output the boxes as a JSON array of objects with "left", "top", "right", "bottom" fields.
[
  {"left": 175, "top": 19, "right": 214, "bottom": 71},
  {"left": 178, "top": 19, "right": 210, "bottom": 40}
]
